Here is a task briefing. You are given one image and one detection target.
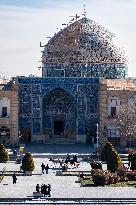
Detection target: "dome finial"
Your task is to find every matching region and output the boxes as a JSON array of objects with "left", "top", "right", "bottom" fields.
[
  {"left": 82, "top": 4, "right": 87, "bottom": 17},
  {"left": 69, "top": 14, "right": 80, "bottom": 21}
]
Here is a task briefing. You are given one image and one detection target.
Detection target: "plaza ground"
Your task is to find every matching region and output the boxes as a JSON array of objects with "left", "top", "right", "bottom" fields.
[{"left": 0, "top": 144, "right": 135, "bottom": 199}]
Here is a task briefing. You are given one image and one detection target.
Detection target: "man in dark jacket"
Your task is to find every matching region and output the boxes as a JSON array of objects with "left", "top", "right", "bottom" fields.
[
  {"left": 41, "top": 163, "right": 45, "bottom": 174},
  {"left": 45, "top": 164, "right": 49, "bottom": 174},
  {"left": 12, "top": 173, "right": 17, "bottom": 184}
]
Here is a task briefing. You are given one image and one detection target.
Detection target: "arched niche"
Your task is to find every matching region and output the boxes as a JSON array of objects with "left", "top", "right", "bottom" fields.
[
  {"left": 0, "top": 126, "right": 10, "bottom": 144},
  {"left": 0, "top": 97, "right": 10, "bottom": 117},
  {"left": 108, "top": 96, "right": 120, "bottom": 117},
  {"left": 42, "top": 88, "right": 76, "bottom": 139}
]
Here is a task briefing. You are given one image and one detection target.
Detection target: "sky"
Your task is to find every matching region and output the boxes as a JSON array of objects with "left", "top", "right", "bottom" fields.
[{"left": 0, "top": 0, "right": 136, "bottom": 78}]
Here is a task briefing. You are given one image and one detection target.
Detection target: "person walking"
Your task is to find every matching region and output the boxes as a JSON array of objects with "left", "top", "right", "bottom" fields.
[
  {"left": 41, "top": 163, "right": 45, "bottom": 174},
  {"left": 45, "top": 164, "right": 49, "bottom": 174},
  {"left": 12, "top": 173, "right": 17, "bottom": 184}
]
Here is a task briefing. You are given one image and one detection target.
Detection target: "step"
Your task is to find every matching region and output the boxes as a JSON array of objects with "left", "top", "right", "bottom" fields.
[{"left": 46, "top": 138, "right": 76, "bottom": 144}]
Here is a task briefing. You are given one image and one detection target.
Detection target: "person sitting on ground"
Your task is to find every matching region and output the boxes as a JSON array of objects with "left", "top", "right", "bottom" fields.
[
  {"left": 62, "top": 163, "right": 68, "bottom": 172},
  {"left": 36, "top": 184, "right": 40, "bottom": 193},
  {"left": 62, "top": 164, "right": 66, "bottom": 172}
]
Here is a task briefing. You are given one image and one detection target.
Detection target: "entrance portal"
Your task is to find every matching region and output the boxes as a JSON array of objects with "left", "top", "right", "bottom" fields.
[
  {"left": 43, "top": 88, "right": 76, "bottom": 140},
  {"left": 54, "top": 121, "right": 64, "bottom": 135}
]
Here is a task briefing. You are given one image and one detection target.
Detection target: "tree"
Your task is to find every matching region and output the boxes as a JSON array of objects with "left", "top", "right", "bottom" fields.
[
  {"left": 0, "top": 144, "right": 8, "bottom": 162},
  {"left": 114, "top": 105, "right": 136, "bottom": 146},
  {"left": 107, "top": 149, "right": 122, "bottom": 172},
  {"left": 101, "top": 141, "right": 114, "bottom": 162},
  {"left": 22, "top": 152, "right": 35, "bottom": 172},
  {"left": 101, "top": 142, "right": 122, "bottom": 172}
]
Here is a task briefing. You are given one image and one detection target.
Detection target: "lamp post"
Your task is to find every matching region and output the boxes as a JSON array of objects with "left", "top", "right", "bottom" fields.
[{"left": 96, "top": 124, "right": 99, "bottom": 158}]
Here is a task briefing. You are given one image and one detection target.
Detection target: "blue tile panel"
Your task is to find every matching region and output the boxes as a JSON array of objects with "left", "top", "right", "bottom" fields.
[{"left": 18, "top": 77, "right": 99, "bottom": 136}]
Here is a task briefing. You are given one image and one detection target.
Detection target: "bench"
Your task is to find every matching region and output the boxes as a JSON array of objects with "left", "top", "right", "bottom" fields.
[
  {"left": 33, "top": 192, "right": 43, "bottom": 197},
  {"left": 33, "top": 192, "right": 51, "bottom": 198}
]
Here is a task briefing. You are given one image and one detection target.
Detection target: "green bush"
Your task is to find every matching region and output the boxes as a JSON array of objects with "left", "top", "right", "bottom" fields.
[
  {"left": 101, "top": 142, "right": 114, "bottom": 162},
  {"left": 91, "top": 169, "right": 120, "bottom": 186},
  {"left": 22, "top": 152, "right": 35, "bottom": 172},
  {"left": 113, "top": 173, "right": 120, "bottom": 184},
  {"left": 101, "top": 142, "right": 122, "bottom": 172},
  {"left": 117, "top": 165, "right": 128, "bottom": 182},
  {"left": 90, "top": 160, "right": 102, "bottom": 169},
  {"left": 0, "top": 144, "right": 8, "bottom": 162},
  {"left": 107, "top": 149, "right": 122, "bottom": 172},
  {"left": 91, "top": 169, "right": 109, "bottom": 186}
]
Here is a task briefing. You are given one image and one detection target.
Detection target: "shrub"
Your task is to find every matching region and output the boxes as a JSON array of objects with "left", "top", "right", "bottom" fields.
[
  {"left": 113, "top": 173, "right": 120, "bottom": 184},
  {"left": 107, "top": 149, "right": 122, "bottom": 173},
  {"left": 91, "top": 169, "right": 109, "bottom": 186},
  {"left": 0, "top": 144, "right": 8, "bottom": 162},
  {"left": 90, "top": 160, "right": 102, "bottom": 169},
  {"left": 101, "top": 142, "right": 114, "bottom": 162},
  {"left": 91, "top": 169, "right": 121, "bottom": 186},
  {"left": 126, "top": 171, "right": 136, "bottom": 181},
  {"left": 22, "top": 152, "right": 35, "bottom": 172},
  {"left": 91, "top": 169, "right": 118, "bottom": 186},
  {"left": 117, "top": 165, "right": 128, "bottom": 182},
  {"left": 101, "top": 142, "right": 122, "bottom": 172}
]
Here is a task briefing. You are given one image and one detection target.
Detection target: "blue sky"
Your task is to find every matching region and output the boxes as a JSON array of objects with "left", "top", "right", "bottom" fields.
[{"left": 0, "top": 0, "right": 136, "bottom": 77}]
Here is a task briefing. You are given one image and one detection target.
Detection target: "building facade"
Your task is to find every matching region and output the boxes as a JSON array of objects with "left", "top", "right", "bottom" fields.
[
  {"left": 18, "top": 77, "right": 99, "bottom": 144},
  {"left": 99, "top": 79, "right": 136, "bottom": 147},
  {"left": 17, "top": 17, "right": 131, "bottom": 146},
  {"left": 0, "top": 80, "right": 19, "bottom": 145}
]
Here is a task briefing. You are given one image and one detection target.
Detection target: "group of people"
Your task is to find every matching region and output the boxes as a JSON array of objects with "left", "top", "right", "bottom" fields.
[
  {"left": 41, "top": 163, "right": 49, "bottom": 174},
  {"left": 36, "top": 184, "right": 51, "bottom": 196},
  {"left": 65, "top": 154, "right": 78, "bottom": 164}
]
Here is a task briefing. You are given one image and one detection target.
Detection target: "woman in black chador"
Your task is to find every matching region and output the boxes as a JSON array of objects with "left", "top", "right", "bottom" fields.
[
  {"left": 41, "top": 184, "right": 47, "bottom": 196},
  {"left": 12, "top": 173, "right": 17, "bottom": 184},
  {"left": 36, "top": 184, "right": 40, "bottom": 192}
]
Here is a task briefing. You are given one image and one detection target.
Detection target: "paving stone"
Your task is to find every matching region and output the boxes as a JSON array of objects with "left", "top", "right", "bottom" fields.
[{"left": 0, "top": 158, "right": 135, "bottom": 198}]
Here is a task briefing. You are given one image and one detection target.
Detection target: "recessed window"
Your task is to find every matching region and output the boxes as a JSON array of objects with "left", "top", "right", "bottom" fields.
[
  {"left": 111, "top": 107, "right": 116, "bottom": 117},
  {"left": 2, "top": 107, "right": 7, "bottom": 117},
  {"left": 108, "top": 129, "right": 120, "bottom": 146}
]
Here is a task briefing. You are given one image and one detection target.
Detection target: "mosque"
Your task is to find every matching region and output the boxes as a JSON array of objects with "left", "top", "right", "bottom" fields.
[{"left": 0, "top": 15, "right": 136, "bottom": 147}]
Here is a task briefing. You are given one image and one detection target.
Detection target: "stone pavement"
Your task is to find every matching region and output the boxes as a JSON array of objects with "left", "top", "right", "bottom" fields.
[{"left": 0, "top": 158, "right": 135, "bottom": 199}]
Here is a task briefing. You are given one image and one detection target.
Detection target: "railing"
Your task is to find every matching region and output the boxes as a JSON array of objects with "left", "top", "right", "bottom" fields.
[{"left": 0, "top": 198, "right": 136, "bottom": 204}]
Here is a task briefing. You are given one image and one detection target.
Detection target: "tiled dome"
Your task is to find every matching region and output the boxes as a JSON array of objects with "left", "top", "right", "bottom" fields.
[{"left": 42, "top": 17, "right": 128, "bottom": 79}]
